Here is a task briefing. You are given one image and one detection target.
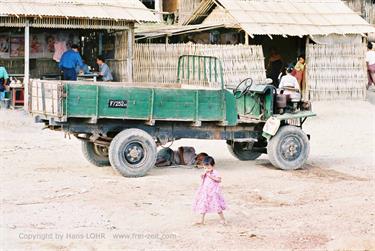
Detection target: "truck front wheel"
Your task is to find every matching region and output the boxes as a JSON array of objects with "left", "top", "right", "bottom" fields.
[
  {"left": 81, "top": 141, "right": 110, "bottom": 167},
  {"left": 109, "top": 129, "right": 157, "bottom": 177},
  {"left": 267, "top": 125, "right": 310, "bottom": 170},
  {"left": 227, "top": 141, "right": 263, "bottom": 161}
]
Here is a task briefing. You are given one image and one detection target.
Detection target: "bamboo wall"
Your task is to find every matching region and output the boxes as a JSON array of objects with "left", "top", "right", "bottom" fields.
[
  {"left": 343, "top": 0, "right": 375, "bottom": 24},
  {"left": 364, "top": 1, "right": 375, "bottom": 24},
  {"left": 132, "top": 43, "right": 266, "bottom": 88},
  {"left": 306, "top": 42, "right": 367, "bottom": 100},
  {"left": 108, "top": 31, "right": 129, "bottom": 82}
]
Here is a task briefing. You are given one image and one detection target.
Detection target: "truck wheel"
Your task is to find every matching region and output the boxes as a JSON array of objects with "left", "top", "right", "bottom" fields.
[
  {"left": 267, "top": 125, "right": 310, "bottom": 170},
  {"left": 81, "top": 141, "right": 110, "bottom": 167},
  {"left": 227, "top": 141, "right": 262, "bottom": 160},
  {"left": 109, "top": 129, "right": 157, "bottom": 177}
]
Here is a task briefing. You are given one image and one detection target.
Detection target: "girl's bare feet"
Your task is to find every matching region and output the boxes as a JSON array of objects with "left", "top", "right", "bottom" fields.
[{"left": 220, "top": 220, "right": 227, "bottom": 225}]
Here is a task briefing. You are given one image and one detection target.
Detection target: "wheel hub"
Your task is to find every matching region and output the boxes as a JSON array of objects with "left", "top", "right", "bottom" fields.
[
  {"left": 94, "top": 144, "right": 109, "bottom": 157},
  {"left": 124, "top": 142, "right": 144, "bottom": 165},
  {"left": 280, "top": 136, "right": 302, "bottom": 161}
]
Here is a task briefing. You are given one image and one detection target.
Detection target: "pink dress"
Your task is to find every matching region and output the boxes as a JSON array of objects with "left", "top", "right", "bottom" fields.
[{"left": 193, "top": 170, "right": 226, "bottom": 214}]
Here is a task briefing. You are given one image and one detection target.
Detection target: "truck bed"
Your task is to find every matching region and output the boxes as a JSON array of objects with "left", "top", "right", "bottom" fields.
[{"left": 30, "top": 80, "right": 238, "bottom": 126}]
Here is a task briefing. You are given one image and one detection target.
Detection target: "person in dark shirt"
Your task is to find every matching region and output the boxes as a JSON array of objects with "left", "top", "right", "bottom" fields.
[
  {"left": 267, "top": 48, "right": 283, "bottom": 88},
  {"left": 59, "top": 44, "right": 84, "bottom": 81}
]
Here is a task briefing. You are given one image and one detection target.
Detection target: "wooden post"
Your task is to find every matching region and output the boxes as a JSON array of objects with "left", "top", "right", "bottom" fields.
[
  {"left": 305, "top": 36, "right": 310, "bottom": 101},
  {"left": 127, "top": 25, "right": 134, "bottom": 83},
  {"left": 244, "top": 32, "right": 249, "bottom": 45},
  {"left": 155, "top": 0, "right": 163, "bottom": 21},
  {"left": 24, "top": 20, "right": 30, "bottom": 111}
]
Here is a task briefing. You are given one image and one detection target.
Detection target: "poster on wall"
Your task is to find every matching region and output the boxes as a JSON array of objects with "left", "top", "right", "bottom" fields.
[
  {"left": 10, "top": 36, "right": 24, "bottom": 57},
  {"left": 30, "top": 33, "right": 45, "bottom": 58},
  {"left": 0, "top": 34, "right": 10, "bottom": 58},
  {"left": 45, "top": 33, "right": 56, "bottom": 55}
]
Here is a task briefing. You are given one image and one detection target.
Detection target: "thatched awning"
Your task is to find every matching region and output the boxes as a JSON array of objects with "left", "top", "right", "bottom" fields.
[
  {"left": 185, "top": 0, "right": 375, "bottom": 37},
  {"left": 0, "top": 0, "right": 158, "bottom": 30}
]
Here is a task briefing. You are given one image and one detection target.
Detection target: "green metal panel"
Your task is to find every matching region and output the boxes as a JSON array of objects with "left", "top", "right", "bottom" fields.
[
  {"left": 224, "top": 90, "right": 238, "bottom": 126},
  {"left": 197, "top": 90, "right": 223, "bottom": 121},
  {"left": 264, "top": 93, "right": 273, "bottom": 119},
  {"left": 98, "top": 87, "right": 152, "bottom": 119},
  {"left": 236, "top": 94, "right": 261, "bottom": 117},
  {"left": 66, "top": 84, "right": 97, "bottom": 117},
  {"left": 235, "top": 87, "right": 275, "bottom": 120},
  {"left": 64, "top": 83, "right": 231, "bottom": 123},
  {"left": 153, "top": 89, "right": 196, "bottom": 120}
]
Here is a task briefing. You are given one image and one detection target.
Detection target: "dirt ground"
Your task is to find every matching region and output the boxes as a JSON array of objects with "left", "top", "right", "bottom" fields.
[{"left": 1, "top": 101, "right": 374, "bottom": 251}]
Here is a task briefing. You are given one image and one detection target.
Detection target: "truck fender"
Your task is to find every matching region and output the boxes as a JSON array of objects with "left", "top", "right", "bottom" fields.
[{"left": 262, "top": 117, "right": 281, "bottom": 140}]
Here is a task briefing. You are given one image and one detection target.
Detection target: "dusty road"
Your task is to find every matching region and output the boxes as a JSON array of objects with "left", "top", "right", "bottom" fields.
[{"left": 1, "top": 101, "right": 374, "bottom": 251}]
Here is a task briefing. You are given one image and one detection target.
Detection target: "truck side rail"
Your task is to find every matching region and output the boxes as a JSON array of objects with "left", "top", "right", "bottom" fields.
[{"left": 177, "top": 55, "right": 224, "bottom": 89}]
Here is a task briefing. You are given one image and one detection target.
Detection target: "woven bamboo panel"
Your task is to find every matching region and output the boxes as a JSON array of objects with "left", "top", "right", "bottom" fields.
[
  {"left": 131, "top": 43, "right": 266, "bottom": 88},
  {"left": 344, "top": 0, "right": 375, "bottom": 24},
  {"left": 306, "top": 42, "right": 367, "bottom": 100},
  {"left": 108, "top": 31, "right": 129, "bottom": 82}
]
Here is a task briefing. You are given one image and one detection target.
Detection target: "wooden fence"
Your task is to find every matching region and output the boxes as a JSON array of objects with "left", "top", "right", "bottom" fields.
[{"left": 306, "top": 42, "right": 367, "bottom": 100}]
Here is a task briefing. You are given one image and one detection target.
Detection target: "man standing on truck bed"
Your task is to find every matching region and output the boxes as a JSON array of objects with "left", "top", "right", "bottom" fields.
[{"left": 59, "top": 44, "right": 84, "bottom": 81}]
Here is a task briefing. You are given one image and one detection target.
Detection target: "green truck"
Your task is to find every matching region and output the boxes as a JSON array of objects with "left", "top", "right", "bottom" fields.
[{"left": 30, "top": 55, "right": 316, "bottom": 177}]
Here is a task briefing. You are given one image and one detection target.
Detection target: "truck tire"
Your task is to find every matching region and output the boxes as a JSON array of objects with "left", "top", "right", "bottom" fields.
[
  {"left": 267, "top": 125, "right": 310, "bottom": 170},
  {"left": 109, "top": 129, "right": 157, "bottom": 177},
  {"left": 81, "top": 141, "right": 110, "bottom": 167},
  {"left": 227, "top": 141, "right": 262, "bottom": 160}
]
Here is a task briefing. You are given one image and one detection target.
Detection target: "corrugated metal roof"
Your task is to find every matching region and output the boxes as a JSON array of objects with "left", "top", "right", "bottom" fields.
[
  {"left": 0, "top": 0, "right": 158, "bottom": 23},
  {"left": 185, "top": 0, "right": 375, "bottom": 36}
]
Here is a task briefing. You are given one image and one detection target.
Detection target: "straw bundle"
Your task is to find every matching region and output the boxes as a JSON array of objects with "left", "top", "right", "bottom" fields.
[
  {"left": 132, "top": 43, "right": 266, "bottom": 89},
  {"left": 306, "top": 42, "right": 367, "bottom": 100}
]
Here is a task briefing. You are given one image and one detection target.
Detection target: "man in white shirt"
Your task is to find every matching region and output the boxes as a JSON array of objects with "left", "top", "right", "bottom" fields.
[
  {"left": 279, "top": 67, "right": 301, "bottom": 101},
  {"left": 366, "top": 42, "right": 375, "bottom": 90}
]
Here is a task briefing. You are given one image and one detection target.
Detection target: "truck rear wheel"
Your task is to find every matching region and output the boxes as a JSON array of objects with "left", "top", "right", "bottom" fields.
[
  {"left": 109, "top": 129, "right": 157, "bottom": 177},
  {"left": 227, "top": 141, "right": 263, "bottom": 160},
  {"left": 267, "top": 125, "right": 310, "bottom": 170},
  {"left": 81, "top": 141, "right": 110, "bottom": 167}
]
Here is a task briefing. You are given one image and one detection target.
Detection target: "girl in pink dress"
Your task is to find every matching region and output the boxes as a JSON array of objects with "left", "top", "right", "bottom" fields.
[{"left": 193, "top": 156, "right": 227, "bottom": 225}]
